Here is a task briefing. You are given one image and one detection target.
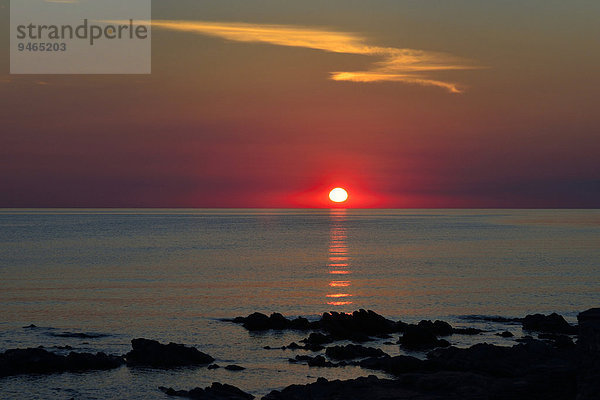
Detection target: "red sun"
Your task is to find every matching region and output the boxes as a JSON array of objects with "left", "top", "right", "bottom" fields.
[{"left": 329, "top": 187, "right": 349, "bottom": 203}]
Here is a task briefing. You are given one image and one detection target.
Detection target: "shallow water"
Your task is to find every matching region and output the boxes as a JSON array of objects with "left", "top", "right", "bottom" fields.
[{"left": 0, "top": 209, "right": 598, "bottom": 398}]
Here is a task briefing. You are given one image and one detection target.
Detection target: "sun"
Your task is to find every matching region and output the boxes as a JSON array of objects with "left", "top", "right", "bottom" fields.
[{"left": 329, "top": 187, "right": 348, "bottom": 203}]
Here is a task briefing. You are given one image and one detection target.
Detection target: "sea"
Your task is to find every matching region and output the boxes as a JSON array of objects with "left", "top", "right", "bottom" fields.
[{"left": 0, "top": 209, "right": 598, "bottom": 399}]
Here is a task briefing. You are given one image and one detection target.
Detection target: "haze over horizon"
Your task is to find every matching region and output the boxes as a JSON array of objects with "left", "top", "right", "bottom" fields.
[{"left": 1, "top": 0, "right": 598, "bottom": 208}]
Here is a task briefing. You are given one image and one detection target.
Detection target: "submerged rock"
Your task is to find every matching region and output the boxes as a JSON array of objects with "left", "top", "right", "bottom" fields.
[
  {"left": 125, "top": 338, "right": 214, "bottom": 367},
  {"left": 0, "top": 347, "right": 123, "bottom": 377},
  {"left": 325, "top": 344, "right": 387, "bottom": 360},
  {"left": 159, "top": 382, "right": 254, "bottom": 399},
  {"left": 522, "top": 313, "right": 577, "bottom": 334},
  {"left": 496, "top": 331, "right": 514, "bottom": 338},
  {"left": 224, "top": 364, "right": 245, "bottom": 371}
]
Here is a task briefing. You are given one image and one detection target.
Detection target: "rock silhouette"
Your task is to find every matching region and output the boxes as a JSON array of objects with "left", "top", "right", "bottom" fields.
[
  {"left": 125, "top": 338, "right": 214, "bottom": 367},
  {"left": 159, "top": 382, "right": 254, "bottom": 399},
  {"left": 0, "top": 348, "right": 123, "bottom": 377}
]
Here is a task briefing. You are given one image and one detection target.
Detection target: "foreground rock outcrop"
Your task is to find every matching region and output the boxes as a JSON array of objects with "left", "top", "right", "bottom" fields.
[
  {"left": 231, "top": 309, "right": 404, "bottom": 342},
  {"left": 125, "top": 338, "right": 214, "bottom": 367},
  {"left": 159, "top": 382, "right": 254, "bottom": 399},
  {"left": 522, "top": 313, "right": 578, "bottom": 334},
  {"left": 0, "top": 347, "right": 123, "bottom": 377}
]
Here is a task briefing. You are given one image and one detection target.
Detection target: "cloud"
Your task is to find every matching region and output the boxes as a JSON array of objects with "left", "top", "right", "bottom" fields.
[{"left": 147, "top": 20, "right": 478, "bottom": 93}]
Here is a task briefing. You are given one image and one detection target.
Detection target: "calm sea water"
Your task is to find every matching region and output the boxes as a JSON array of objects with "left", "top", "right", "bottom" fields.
[{"left": 0, "top": 209, "right": 598, "bottom": 399}]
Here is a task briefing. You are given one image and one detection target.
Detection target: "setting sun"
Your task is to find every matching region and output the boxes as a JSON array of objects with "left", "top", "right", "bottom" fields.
[{"left": 329, "top": 188, "right": 349, "bottom": 203}]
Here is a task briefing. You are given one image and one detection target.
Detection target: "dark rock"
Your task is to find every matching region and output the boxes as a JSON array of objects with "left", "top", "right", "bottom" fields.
[
  {"left": 263, "top": 374, "right": 482, "bottom": 400},
  {"left": 289, "top": 355, "right": 339, "bottom": 368},
  {"left": 224, "top": 364, "right": 245, "bottom": 371},
  {"left": 208, "top": 364, "right": 220, "bottom": 369},
  {"left": 325, "top": 344, "right": 387, "bottom": 360},
  {"left": 426, "top": 340, "right": 575, "bottom": 378},
  {"left": 319, "top": 309, "right": 400, "bottom": 341},
  {"left": 232, "top": 309, "right": 404, "bottom": 341},
  {"left": 159, "top": 382, "right": 254, "bottom": 399},
  {"left": 0, "top": 347, "right": 123, "bottom": 377},
  {"left": 398, "top": 325, "right": 451, "bottom": 350},
  {"left": 125, "top": 338, "right": 214, "bottom": 367},
  {"left": 496, "top": 331, "right": 514, "bottom": 338},
  {"left": 515, "top": 335, "right": 535, "bottom": 343},
  {"left": 417, "top": 320, "right": 453, "bottom": 336},
  {"left": 452, "top": 327, "right": 483, "bottom": 335},
  {"left": 578, "top": 308, "right": 600, "bottom": 354},
  {"left": 300, "top": 332, "right": 334, "bottom": 346},
  {"left": 359, "top": 354, "right": 425, "bottom": 375},
  {"left": 230, "top": 312, "right": 312, "bottom": 332},
  {"left": 22, "top": 324, "right": 37, "bottom": 329},
  {"left": 522, "top": 313, "right": 577, "bottom": 334},
  {"left": 240, "top": 312, "right": 271, "bottom": 331},
  {"left": 538, "top": 333, "right": 575, "bottom": 348},
  {"left": 54, "top": 345, "right": 74, "bottom": 350},
  {"left": 577, "top": 309, "right": 600, "bottom": 400},
  {"left": 284, "top": 339, "right": 324, "bottom": 352}
]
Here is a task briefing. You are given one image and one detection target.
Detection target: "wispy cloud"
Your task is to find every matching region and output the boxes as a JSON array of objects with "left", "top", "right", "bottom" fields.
[{"left": 145, "top": 20, "right": 479, "bottom": 93}]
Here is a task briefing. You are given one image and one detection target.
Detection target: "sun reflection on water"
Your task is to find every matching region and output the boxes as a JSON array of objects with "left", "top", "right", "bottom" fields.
[{"left": 327, "top": 209, "right": 353, "bottom": 306}]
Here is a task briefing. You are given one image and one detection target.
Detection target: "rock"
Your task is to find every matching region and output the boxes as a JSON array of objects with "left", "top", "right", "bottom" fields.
[
  {"left": 319, "top": 309, "right": 402, "bottom": 340},
  {"left": 398, "top": 325, "right": 451, "bottom": 350},
  {"left": 22, "top": 324, "right": 37, "bottom": 329},
  {"left": 538, "top": 333, "right": 575, "bottom": 348},
  {"left": 208, "top": 364, "right": 220, "bottom": 369},
  {"left": 577, "top": 308, "right": 600, "bottom": 400},
  {"left": 263, "top": 374, "right": 486, "bottom": 400},
  {"left": 125, "top": 338, "right": 214, "bottom": 367},
  {"left": 284, "top": 342, "right": 302, "bottom": 350},
  {"left": 522, "top": 313, "right": 577, "bottom": 334},
  {"left": 230, "top": 312, "right": 312, "bottom": 331},
  {"left": 289, "top": 355, "right": 340, "bottom": 368},
  {"left": 159, "top": 382, "right": 254, "bottom": 399},
  {"left": 496, "top": 331, "right": 514, "bottom": 338},
  {"left": 359, "top": 355, "right": 424, "bottom": 375},
  {"left": 325, "top": 344, "right": 387, "bottom": 360},
  {"left": 452, "top": 327, "right": 483, "bottom": 335},
  {"left": 224, "top": 364, "right": 245, "bottom": 371},
  {"left": 417, "top": 320, "right": 453, "bottom": 336},
  {"left": 300, "top": 332, "right": 334, "bottom": 346},
  {"left": 231, "top": 309, "right": 404, "bottom": 341},
  {"left": 426, "top": 340, "right": 576, "bottom": 378},
  {"left": 0, "top": 348, "right": 123, "bottom": 377},
  {"left": 240, "top": 312, "right": 271, "bottom": 331},
  {"left": 578, "top": 308, "right": 600, "bottom": 354}
]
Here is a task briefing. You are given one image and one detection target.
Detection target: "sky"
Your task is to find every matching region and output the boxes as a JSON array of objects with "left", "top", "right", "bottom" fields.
[{"left": 1, "top": 0, "right": 599, "bottom": 208}]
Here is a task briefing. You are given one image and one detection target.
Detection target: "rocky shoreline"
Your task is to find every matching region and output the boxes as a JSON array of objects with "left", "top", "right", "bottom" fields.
[{"left": 1, "top": 308, "right": 598, "bottom": 399}]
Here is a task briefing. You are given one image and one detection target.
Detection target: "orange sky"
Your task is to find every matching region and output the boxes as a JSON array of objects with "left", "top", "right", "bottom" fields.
[{"left": 0, "top": 0, "right": 598, "bottom": 207}]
